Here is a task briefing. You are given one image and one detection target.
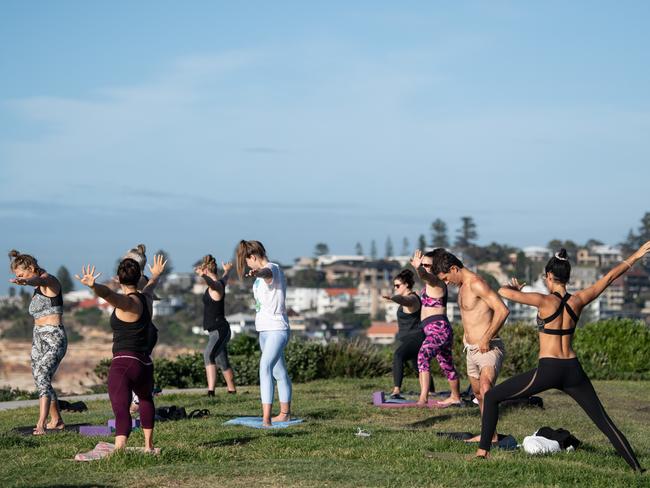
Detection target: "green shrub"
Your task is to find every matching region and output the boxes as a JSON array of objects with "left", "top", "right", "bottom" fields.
[
  {"left": 285, "top": 341, "right": 325, "bottom": 382},
  {"left": 91, "top": 319, "right": 650, "bottom": 389},
  {"left": 228, "top": 333, "right": 259, "bottom": 355},
  {"left": 322, "top": 339, "right": 391, "bottom": 378},
  {"left": 574, "top": 319, "right": 650, "bottom": 379},
  {"left": 0, "top": 386, "right": 39, "bottom": 401}
]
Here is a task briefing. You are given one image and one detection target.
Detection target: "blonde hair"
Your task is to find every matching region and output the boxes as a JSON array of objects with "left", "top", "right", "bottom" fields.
[
  {"left": 123, "top": 244, "right": 147, "bottom": 272},
  {"left": 199, "top": 254, "right": 217, "bottom": 274},
  {"left": 8, "top": 250, "right": 42, "bottom": 273},
  {"left": 235, "top": 240, "right": 267, "bottom": 278}
]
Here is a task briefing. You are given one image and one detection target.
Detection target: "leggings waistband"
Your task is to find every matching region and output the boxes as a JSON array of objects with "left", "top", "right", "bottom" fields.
[
  {"left": 112, "top": 353, "right": 153, "bottom": 366},
  {"left": 422, "top": 314, "right": 449, "bottom": 325}
]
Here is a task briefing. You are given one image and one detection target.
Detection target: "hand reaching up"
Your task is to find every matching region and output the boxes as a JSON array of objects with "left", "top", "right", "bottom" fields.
[
  {"left": 410, "top": 249, "right": 423, "bottom": 269},
  {"left": 75, "top": 265, "right": 102, "bottom": 288},
  {"left": 148, "top": 254, "right": 167, "bottom": 278}
]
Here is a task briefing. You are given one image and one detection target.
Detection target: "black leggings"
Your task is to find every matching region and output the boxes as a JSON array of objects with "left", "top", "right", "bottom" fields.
[
  {"left": 393, "top": 331, "right": 433, "bottom": 390},
  {"left": 479, "top": 357, "right": 643, "bottom": 471}
]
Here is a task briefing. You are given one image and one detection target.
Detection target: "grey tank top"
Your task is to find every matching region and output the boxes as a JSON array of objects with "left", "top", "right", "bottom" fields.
[{"left": 29, "top": 287, "right": 63, "bottom": 319}]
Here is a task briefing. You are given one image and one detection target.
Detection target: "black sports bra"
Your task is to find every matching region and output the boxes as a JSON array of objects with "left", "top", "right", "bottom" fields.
[{"left": 536, "top": 291, "right": 580, "bottom": 335}]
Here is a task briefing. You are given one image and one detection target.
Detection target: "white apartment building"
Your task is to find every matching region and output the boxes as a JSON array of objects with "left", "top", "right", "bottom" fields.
[{"left": 285, "top": 287, "right": 320, "bottom": 313}]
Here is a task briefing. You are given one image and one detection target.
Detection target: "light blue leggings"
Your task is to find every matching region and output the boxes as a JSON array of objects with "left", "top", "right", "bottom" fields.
[{"left": 259, "top": 330, "right": 292, "bottom": 405}]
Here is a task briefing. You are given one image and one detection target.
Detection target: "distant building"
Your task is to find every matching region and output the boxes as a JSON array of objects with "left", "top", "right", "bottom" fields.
[
  {"left": 317, "top": 288, "right": 358, "bottom": 315},
  {"left": 577, "top": 245, "right": 623, "bottom": 268},
  {"left": 152, "top": 295, "right": 185, "bottom": 317},
  {"left": 63, "top": 289, "right": 95, "bottom": 303},
  {"left": 162, "top": 272, "right": 194, "bottom": 291},
  {"left": 523, "top": 246, "right": 551, "bottom": 262},
  {"left": 285, "top": 288, "right": 320, "bottom": 312},
  {"left": 366, "top": 321, "right": 398, "bottom": 345},
  {"left": 288, "top": 309, "right": 307, "bottom": 333},
  {"left": 226, "top": 312, "right": 256, "bottom": 336}
]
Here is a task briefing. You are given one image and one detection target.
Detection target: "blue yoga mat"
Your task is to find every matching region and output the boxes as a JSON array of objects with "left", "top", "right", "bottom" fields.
[{"left": 223, "top": 417, "right": 304, "bottom": 429}]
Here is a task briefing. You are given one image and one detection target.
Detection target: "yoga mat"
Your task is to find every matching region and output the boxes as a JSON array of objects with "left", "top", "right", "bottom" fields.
[
  {"left": 223, "top": 417, "right": 304, "bottom": 429},
  {"left": 107, "top": 418, "right": 140, "bottom": 430},
  {"left": 372, "top": 391, "right": 437, "bottom": 408},
  {"left": 79, "top": 425, "right": 112, "bottom": 436},
  {"left": 12, "top": 423, "right": 91, "bottom": 436}
]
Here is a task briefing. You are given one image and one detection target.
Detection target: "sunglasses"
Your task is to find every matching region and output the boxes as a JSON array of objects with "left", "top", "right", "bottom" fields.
[
  {"left": 393, "top": 283, "right": 402, "bottom": 288},
  {"left": 421, "top": 263, "right": 432, "bottom": 268}
]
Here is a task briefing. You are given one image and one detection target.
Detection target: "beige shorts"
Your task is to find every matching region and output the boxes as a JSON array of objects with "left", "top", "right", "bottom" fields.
[{"left": 464, "top": 338, "right": 505, "bottom": 380}]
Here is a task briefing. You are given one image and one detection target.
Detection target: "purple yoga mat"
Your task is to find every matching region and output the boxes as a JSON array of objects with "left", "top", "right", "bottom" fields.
[
  {"left": 79, "top": 425, "right": 112, "bottom": 436},
  {"left": 107, "top": 418, "right": 140, "bottom": 430}
]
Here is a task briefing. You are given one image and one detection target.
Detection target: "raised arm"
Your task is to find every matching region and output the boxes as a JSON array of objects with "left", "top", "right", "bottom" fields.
[
  {"left": 473, "top": 278, "right": 510, "bottom": 352},
  {"left": 382, "top": 293, "right": 421, "bottom": 308},
  {"left": 10, "top": 272, "right": 59, "bottom": 292},
  {"left": 220, "top": 261, "right": 233, "bottom": 285},
  {"left": 410, "top": 250, "right": 445, "bottom": 287},
  {"left": 575, "top": 241, "right": 650, "bottom": 306},
  {"left": 498, "top": 278, "right": 545, "bottom": 308},
  {"left": 141, "top": 255, "right": 167, "bottom": 298},
  {"left": 75, "top": 265, "right": 141, "bottom": 313}
]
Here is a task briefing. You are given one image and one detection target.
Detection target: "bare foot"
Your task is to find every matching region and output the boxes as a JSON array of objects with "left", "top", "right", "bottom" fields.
[
  {"left": 415, "top": 399, "right": 429, "bottom": 407},
  {"left": 474, "top": 449, "right": 489, "bottom": 460},
  {"left": 463, "top": 434, "right": 498, "bottom": 443},
  {"left": 271, "top": 412, "right": 290, "bottom": 422},
  {"left": 46, "top": 419, "right": 65, "bottom": 430},
  {"left": 32, "top": 426, "right": 46, "bottom": 436},
  {"left": 436, "top": 396, "right": 461, "bottom": 406}
]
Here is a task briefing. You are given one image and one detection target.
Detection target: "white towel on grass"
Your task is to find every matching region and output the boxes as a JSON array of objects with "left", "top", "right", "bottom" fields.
[{"left": 522, "top": 435, "right": 561, "bottom": 455}]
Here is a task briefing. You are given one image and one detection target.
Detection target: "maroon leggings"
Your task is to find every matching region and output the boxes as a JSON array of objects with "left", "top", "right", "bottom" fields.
[{"left": 107, "top": 352, "right": 154, "bottom": 437}]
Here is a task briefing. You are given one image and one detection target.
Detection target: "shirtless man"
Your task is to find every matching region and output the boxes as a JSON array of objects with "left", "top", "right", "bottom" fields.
[{"left": 431, "top": 249, "right": 509, "bottom": 440}]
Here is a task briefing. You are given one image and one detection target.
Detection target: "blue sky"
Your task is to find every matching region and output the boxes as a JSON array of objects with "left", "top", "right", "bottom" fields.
[{"left": 1, "top": 1, "right": 649, "bottom": 288}]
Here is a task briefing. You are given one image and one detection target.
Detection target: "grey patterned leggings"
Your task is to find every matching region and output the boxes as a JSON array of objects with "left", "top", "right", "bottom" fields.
[{"left": 31, "top": 326, "right": 67, "bottom": 400}]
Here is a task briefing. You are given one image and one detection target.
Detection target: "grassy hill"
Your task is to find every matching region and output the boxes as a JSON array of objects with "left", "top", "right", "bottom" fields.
[{"left": 0, "top": 377, "right": 648, "bottom": 487}]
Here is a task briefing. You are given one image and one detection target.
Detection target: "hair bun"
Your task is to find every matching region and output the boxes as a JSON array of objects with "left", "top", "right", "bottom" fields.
[
  {"left": 8, "top": 249, "right": 20, "bottom": 259},
  {"left": 555, "top": 248, "right": 568, "bottom": 261}
]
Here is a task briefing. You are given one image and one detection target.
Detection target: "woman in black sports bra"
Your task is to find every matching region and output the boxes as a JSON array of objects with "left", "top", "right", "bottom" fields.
[{"left": 475, "top": 243, "right": 650, "bottom": 472}]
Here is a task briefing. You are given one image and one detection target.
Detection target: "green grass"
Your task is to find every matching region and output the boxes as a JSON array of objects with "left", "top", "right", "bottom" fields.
[{"left": 0, "top": 378, "right": 649, "bottom": 487}]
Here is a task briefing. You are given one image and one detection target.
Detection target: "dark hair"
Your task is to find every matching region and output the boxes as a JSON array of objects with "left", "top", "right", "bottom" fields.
[
  {"left": 430, "top": 248, "right": 464, "bottom": 274},
  {"left": 117, "top": 258, "right": 141, "bottom": 286},
  {"left": 394, "top": 269, "right": 415, "bottom": 289},
  {"left": 545, "top": 248, "right": 571, "bottom": 284}
]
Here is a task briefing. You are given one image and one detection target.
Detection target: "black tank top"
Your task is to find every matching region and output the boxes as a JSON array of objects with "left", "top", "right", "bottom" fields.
[
  {"left": 202, "top": 282, "right": 230, "bottom": 332},
  {"left": 396, "top": 293, "right": 422, "bottom": 339},
  {"left": 111, "top": 292, "right": 152, "bottom": 354}
]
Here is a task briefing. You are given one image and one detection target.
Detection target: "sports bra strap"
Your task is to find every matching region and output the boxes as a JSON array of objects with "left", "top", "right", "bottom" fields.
[{"left": 540, "top": 292, "right": 571, "bottom": 324}]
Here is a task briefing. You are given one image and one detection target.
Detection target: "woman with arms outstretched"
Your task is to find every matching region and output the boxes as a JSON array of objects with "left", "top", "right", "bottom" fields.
[
  {"left": 382, "top": 269, "right": 427, "bottom": 399},
  {"left": 9, "top": 250, "right": 67, "bottom": 435},
  {"left": 195, "top": 254, "right": 237, "bottom": 396},
  {"left": 236, "top": 240, "right": 292, "bottom": 427},
  {"left": 475, "top": 242, "right": 650, "bottom": 472},
  {"left": 75, "top": 255, "right": 166, "bottom": 457}
]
